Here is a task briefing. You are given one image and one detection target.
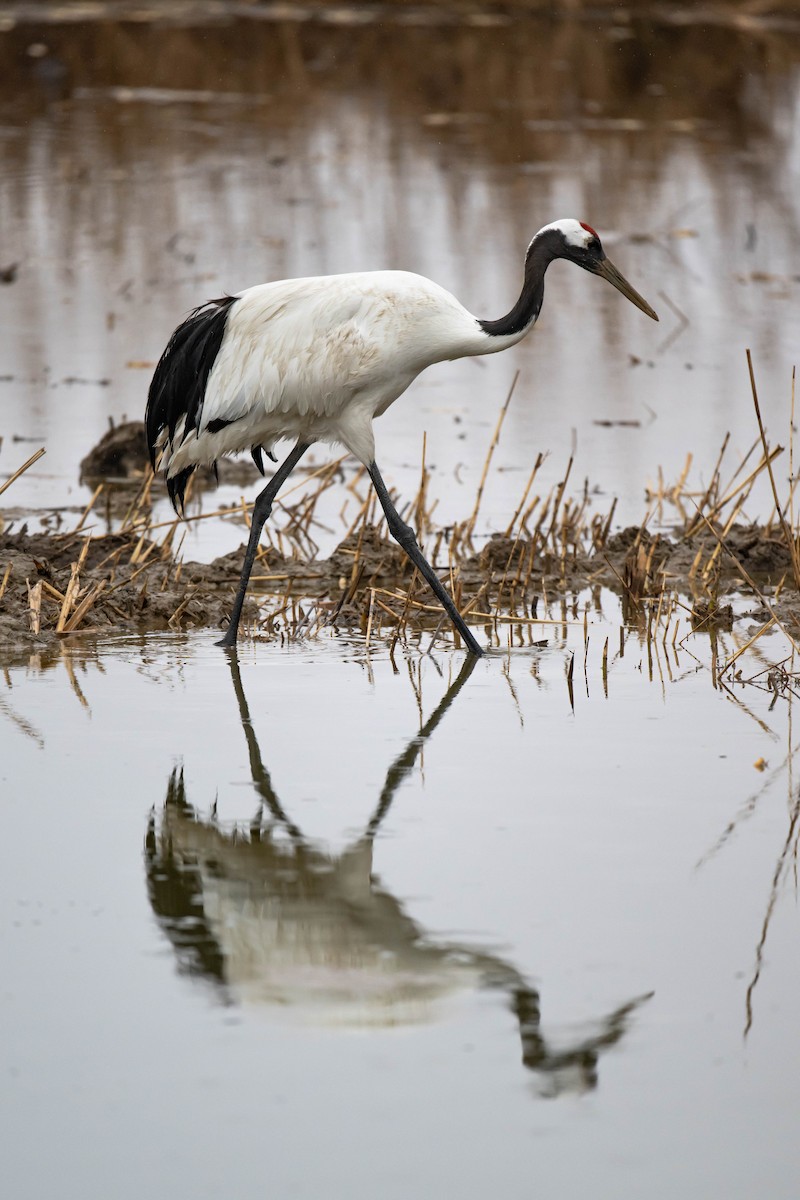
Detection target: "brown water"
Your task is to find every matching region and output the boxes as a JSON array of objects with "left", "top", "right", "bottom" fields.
[{"left": 2, "top": 11, "right": 800, "bottom": 1199}]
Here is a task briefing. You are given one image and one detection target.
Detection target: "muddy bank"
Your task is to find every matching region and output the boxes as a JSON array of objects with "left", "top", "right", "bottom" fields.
[{"left": 1, "top": 513, "right": 797, "bottom": 653}]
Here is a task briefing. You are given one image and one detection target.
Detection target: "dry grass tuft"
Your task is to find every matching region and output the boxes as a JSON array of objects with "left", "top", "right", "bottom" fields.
[{"left": 2, "top": 355, "right": 800, "bottom": 667}]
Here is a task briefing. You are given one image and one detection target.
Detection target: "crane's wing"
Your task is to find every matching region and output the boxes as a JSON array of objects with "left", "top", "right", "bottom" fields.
[
  {"left": 147, "top": 272, "right": 477, "bottom": 501},
  {"left": 200, "top": 275, "right": 413, "bottom": 428}
]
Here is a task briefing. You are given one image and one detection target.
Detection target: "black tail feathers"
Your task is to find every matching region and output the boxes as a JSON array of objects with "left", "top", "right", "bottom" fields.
[
  {"left": 145, "top": 295, "right": 237, "bottom": 514},
  {"left": 166, "top": 468, "right": 196, "bottom": 516}
]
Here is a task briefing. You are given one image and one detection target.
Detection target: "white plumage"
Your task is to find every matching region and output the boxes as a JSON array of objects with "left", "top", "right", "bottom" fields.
[
  {"left": 146, "top": 218, "right": 658, "bottom": 653},
  {"left": 160, "top": 269, "right": 517, "bottom": 476}
]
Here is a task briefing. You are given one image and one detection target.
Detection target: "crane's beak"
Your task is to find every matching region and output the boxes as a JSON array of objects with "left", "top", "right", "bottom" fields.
[{"left": 593, "top": 258, "right": 659, "bottom": 321}]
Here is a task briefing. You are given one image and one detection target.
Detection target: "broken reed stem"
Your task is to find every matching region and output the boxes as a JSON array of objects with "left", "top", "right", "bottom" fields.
[
  {"left": 342, "top": 486, "right": 373, "bottom": 543},
  {"left": 374, "top": 593, "right": 408, "bottom": 626},
  {"left": 466, "top": 370, "right": 519, "bottom": 540},
  {"left": 685, "top": 434, "right": 729, "bottom": 534},
  {"left": 674, "top": 452, "right": 693, "bottom": 500},
  {"left": 495, "top": 531, "right": 526, "bottom": 616},
  {"left": 504, "top": 453, "right": 543, "bottom": 538},
  {"left": 602, "top": 551, "right": 642, "bottom": 609},
  {"left": 56, "top": 562, "right": 81, "bottom": 632},
  {"left": 701, "top": 493, "right": 747, "bottom": 581},
  {"left": 0, "top": 562, "right": 12, "bottom": 603},
  {"left": 596, "top": 497, "right": 617, "bottom": 550},
  {"left": 348, "top": 490, "right": 376, "bottom": 597},
  {"left": 707, "top": 432, "right": 730, "bottom": 506},
  {"left": 0, "top": 446, "right": 46, "bottom": 497},
  {"left": 708, "top": 445, "right": 782, "bottom": 522},
  {"left": 371, "top": 587, "right": 583, "bottom": 627},
  {"left": 415, "top": 431, "right": 428, "bottom": 539},
  {"left": 74, "top": 483, "right": 103, "bottom": 534},
  {"left": 60, "top": 580, "right": 108, "bottom": 634},
  {"left": 118, "top": 469, "right": 153, "bottom": 532},
  {"left": 168, "top": 590, "right": 194, "bottom": 628},
  {"left": 746, "top": 348, "right": 800, "bottom": 587},
  {"left": 135, "top": 456, "right": 348, "bottom": 538},
  {"left": 40, "top": 580, "right": 66, "bottom": 604},
  {"left": 281, "top": 454, "right": 348, "bottom": 501},
  {"left": 546, "top": 456, "right": 574, "bottom": 552},
  {"left": 141, "top": 504, "right": 251, "bottom": 533},
  {"left": 27, "top": 579, "right": 43, "bottom": 635},
  {"left": 106, "top": 558, "right": 159, "bottom": 595},
  {"left": 719, "top": 434, "right": 760, "bottom": 501},
  {"left": 688, "top": 499, "right": 800, "bottom": 656},
  {"left": 717, "top": 616, "right": 777, "bottom": 678},
  {"left": 365, "top": 587, "right": 376, "bottom": 650},
  {"left": 390, "top": 567, "right": 422, "bottom": 656}
]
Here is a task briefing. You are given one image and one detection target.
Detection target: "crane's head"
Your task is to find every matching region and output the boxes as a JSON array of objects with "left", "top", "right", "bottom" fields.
[{"left": 534, "top": 219, "right": 659, "bottom": 321}]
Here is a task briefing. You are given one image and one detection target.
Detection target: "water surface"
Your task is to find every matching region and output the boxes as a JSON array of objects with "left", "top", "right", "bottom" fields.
[
  {"left": 1, "top": 14, "right": 799, "bottom": 553},
  {"left": 2, "top": 14, "right": 800, "bottom": 1197},
  {"left": 2, "top": 610, "right": 800, "bottom": 1197}
]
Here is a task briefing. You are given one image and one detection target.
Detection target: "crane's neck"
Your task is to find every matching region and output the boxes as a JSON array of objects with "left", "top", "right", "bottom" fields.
[{"left": 478, "top": 233, "right": 556, "bottom": 342}]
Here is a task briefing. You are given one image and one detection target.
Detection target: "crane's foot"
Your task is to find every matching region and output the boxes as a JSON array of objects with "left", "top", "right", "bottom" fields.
[
  {"left": 215, "top": 628, "right": 238, "bottom": 649},
  {"left": 463, "top": 633, "right": 484, "bottom": 657}
]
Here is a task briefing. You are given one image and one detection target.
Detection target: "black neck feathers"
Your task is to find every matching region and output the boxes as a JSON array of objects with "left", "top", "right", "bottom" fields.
[{"left": 478, "top": 229, "right": 562, "bottom": 339}]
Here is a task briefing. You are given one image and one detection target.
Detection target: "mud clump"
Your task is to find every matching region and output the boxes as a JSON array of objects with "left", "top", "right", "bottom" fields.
[
  {"left": 0, "top": 528, "right": 232, "bottom": 648},
  {"left": 0, "top": 523, "right": 412, "bottom": 652},
  {"left": 723, "top": 526, "right": 794, "bottom": 574},
  {"left": 2, "top": 515, "right": 800, "bottom": 655},
  {"left": 80, "top": 421, "right": 149, "bottom": 480}
]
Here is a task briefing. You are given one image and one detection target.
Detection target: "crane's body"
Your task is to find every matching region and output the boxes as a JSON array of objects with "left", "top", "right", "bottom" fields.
[
  {"left": 154, "top": 269, "right": 525, "bottom": 486},
  {"left": 146, "top": 219, "right": 658, "bottom": 654}
]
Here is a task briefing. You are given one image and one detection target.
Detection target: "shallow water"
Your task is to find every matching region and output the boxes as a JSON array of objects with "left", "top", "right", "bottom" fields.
[
  {"left": 2, "top": 13, "right": 800, "bottom": 1198},
  {"left": 1, "top": 13, "right": 799, "bottom": 556},
  {"left": 3, "top": 606, "right": 800, "bottom": 1198}
]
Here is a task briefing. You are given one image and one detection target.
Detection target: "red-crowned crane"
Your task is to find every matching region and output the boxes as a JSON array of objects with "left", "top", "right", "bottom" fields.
[{"left": 145, "top": 219, "right": 658, "bottom": 655}]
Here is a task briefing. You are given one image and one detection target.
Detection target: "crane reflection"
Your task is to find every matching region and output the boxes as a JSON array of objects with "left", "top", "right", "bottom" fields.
[{"left": 145, "top": 652, "right": 650, "bottom": 1097}]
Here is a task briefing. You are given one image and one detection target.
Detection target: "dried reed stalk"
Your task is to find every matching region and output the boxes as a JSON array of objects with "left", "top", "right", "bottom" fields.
[
  {"left": 688, "top": 501, "right": 800, "bottom": 656},
  {"left": 717, "top": 616, "right": 777, "bottom": 678},
  {"left": 0, "top": 562, "right": 12, "bottom": 603},
  {"left": 504, "top": 454, "right": 543, "bottom": 538},
  {"left": 56, "top": 562, "right": 82, "bottom": 632},
  {"left": 684, "top": 435, "right": 729, "bottom": 535},
  {"left": 74, "top": 483, "right": 103, "bottom": 534},
  {"left": 465, "top": 371, "right": 518, "bottom": 541},
  {"left": 0, "top": 447, "right": 46, "bottom": 498},
  {"left": 27, "top": 579, "right": 43, "bottom": 634},
  {"left": 60, "top": 580, "right": 108, "bottom": 634},
  {"left": 747, "top": 348, "right": 800, "bottom": 587}
]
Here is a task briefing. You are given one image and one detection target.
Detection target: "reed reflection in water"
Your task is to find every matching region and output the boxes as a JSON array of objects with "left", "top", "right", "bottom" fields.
[{"left": 145, "top": 651, "right": 649, "bottom": 1098}]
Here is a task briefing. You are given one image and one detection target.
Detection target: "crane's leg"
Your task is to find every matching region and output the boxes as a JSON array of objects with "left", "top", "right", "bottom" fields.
[
  {"left": 368, "top": 461, "right": 483, "bottom": 657},
  {"left": 217, "top": 441, "right": 311, "bottom": 648}
]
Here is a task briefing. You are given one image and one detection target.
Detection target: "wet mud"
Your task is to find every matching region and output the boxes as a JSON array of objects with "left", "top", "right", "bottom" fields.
[
  {"left": 2, "top": 3, "right": 799, "bottom": 656},
  {"left": 2, "top": 495, "right": 797, "bottom": 652}
]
